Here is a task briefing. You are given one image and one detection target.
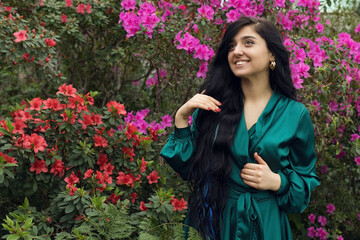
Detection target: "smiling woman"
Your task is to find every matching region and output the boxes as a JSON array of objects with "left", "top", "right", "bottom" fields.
[{"left": 161, "top": 17, "right": 320, "bottom": 240}]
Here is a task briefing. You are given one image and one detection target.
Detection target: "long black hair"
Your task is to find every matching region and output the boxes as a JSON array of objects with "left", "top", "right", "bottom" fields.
[{"left": 187, "top": 17, "right": 297, "bottom": 239}]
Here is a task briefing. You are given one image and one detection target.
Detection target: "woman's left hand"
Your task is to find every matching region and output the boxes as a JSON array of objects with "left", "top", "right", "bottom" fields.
[{"left": 240, "top": 152, "right": 281, "bottom": 192}]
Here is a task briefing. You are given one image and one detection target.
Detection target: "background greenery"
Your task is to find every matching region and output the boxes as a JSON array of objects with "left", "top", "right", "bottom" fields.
[{"left": 0, "top": 0, "right": 359, "bottom": 239}]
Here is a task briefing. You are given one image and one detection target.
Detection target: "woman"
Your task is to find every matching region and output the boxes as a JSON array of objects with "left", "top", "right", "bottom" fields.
[{"left": 160, "top": 17, "right": 320, "bottom": 240}]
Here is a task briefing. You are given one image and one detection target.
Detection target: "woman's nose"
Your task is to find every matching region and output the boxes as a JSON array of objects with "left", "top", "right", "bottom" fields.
[{"left": 233, "top": 45, "right": 244, "bottom": 55}]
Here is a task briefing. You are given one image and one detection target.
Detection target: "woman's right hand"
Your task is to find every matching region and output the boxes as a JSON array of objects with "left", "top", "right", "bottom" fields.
[{"left": 175, "top": 91, "right": 222, "bottom": 128}]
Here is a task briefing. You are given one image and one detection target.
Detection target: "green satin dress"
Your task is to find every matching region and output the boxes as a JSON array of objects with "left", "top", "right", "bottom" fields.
[{"left": 160, "top": 89, "right": 320, "bottom": 240}]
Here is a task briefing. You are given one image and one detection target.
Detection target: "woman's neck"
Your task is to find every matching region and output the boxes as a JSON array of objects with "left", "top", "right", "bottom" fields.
[{"left": 241, "top": 77, "right": 273, "bottom": 103}]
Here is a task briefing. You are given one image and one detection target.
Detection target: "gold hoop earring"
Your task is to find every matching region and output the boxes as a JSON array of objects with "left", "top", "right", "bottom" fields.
[{"left": 270, "top": 60, "right": 276, "bottom": 70}]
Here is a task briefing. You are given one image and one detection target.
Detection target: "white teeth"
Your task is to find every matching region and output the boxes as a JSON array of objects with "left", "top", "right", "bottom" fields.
[{"left": 236, "top": 61, "right": 247, "bottom": 65}]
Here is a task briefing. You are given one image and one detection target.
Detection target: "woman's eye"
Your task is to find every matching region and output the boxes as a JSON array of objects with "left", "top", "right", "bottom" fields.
[
  {"left": 229, "top": 44, "right": 236, "bottom": 50},
  {"left": 245, "top": 40, "right": 254, "bottom": 46}
]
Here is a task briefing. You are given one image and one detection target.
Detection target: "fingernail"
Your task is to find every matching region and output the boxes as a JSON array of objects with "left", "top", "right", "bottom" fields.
[
  {"left": 207, "top": 107, "right": 210, "bottom": 110},
  {"left": 218, "top": 102, "right": 222, "bottom": 105},
  {"left": 216, "top": 108, "right": 221, "bottom": 112}
]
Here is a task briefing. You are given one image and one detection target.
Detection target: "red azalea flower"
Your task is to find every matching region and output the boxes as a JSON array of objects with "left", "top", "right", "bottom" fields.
[
  {"left": 103, "top": 172, "right": 112, "bottom": 184},
  {"left": 64, "top": 171, "right": 79, "bottom": 186},
  {"left": 50, "top": 159, "right": 65, "bottom": 177},
  {"left": 94, "top": 135, "right": 108, "bottom": 147},
  {"left": 170, "top": 198, "right": 188, "bottom": 211},
  {"left": 116, "top": 171, "right": 137, "bottom": 187},
  {"left": 44, "top": 38, "right": 56, "bottom": 47},
  {"left": 23, "top": 133, "right": 48, "bottom": 153},
  {"left": 140, "top": 157, "right": 148, "bottom": 173},
  {"left": 14, "top": 110, "right": 33, "bottom": 122},
  {"left": 125, "top": 124, "right": 137, "bottom": 140},
  {"left": 68, "top": 184, "right": 78, "bottom": 196},
  {"left": 102, "top": 162, "right": 114, "bottom": 175},
  {"left": 29, "top": 97, "right": 43, "bottom": 111},
  {"left": 21, "top": 53, "right": 30, "bottom": 60},
  {"left": 65, "top": 0, "right": 73, "bottom": 7},
  {"left": 61, "top": 14, "right": 68, "bottom": 23},
  {"left": 57, "top": 83, "right": 77, "bottom": 97},
  {"left": 78, "top": 113, "right": 93, "bottom": 130},
  {"left": 139, "top": 201, "right": 147, "bottom": 211},
  {"left": 122, "top": 147, "right": 135, "bottom": 161},
  {"left": 85, "top": 3, "right": 92, "bottom": 13},
  {"left": 109, "top": 193, "right": 120, "bottom": 204},
  {"left": 43, "top": 98, "right": 63, "bottom": 111},
  {"left": 130, "top": 192, "right": 138, "bottom": 203},
  {"left": 106, "top": 101, "right": 126, "bottom": 115},
  {"left": 107, "top": 129, "right": 114, "bottom": 138},
  {"left": 12, "top": 119, "right": 27, "bottom": 134},
  {"left": 84, "top": 169, "right": 93, "bottom": 179},
  {"left": 91, "top": 113, "right": 103, "bottom": 125},
  {"left": 0, "top": 152, "right": 17, "bottom": 164},
  {"left": 76, "top": 3, "right": 85, "bottom": 14},
  {"left": 95, "top": 170, "right": 104, "bottom": 184},
  {"left": 148, "top": 127, "right": 158, "bottom": 141},
  {"left": 30, "top": 159, "right": 48, "bottom": 174},
  {"left": 14, "top": 30, "right": 28, "bottom": 42},
  {"left": 97, "top": 152, "right": 108, "bottom": 166},
  {"left": 147, "top": 170, "right": 160, "bottom": 184}
]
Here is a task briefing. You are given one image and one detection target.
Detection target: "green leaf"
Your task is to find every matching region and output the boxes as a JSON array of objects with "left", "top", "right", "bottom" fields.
[
  {"left": 23, "top": 197, "right": 29, "bottom": 210},
  {"left": 7, "top": 234, "right": 20, "bottom": 240},
  {"left": 33, "top": 181, "right": 37, "bottom": 192},
  {"left": 23, "top": 218, "right": 33, "bottom": 230},
  {"left": 65, "top": 204, "right": 75, "bottom": 214}
]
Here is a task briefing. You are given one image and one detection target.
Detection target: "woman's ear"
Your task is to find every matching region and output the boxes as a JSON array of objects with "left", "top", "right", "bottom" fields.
[{"left": 270, "top": 52, "right": 275, "bottom": 61}]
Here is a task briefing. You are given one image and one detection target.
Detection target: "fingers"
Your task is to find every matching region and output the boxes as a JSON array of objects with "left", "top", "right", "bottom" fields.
[
  {"left": 254, "top": 152, "right": 267, "bottom": 165},
  {"left": 189, "top": 93, "right": 221, "bottom": 113}
]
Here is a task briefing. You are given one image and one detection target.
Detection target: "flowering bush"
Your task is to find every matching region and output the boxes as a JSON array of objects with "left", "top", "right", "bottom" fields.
[
  {"left": 0, "top": 0, "right": 359, "bottom": 239},
  {"left": 0, "top": 84, "right": 200, "bottom": 239}
]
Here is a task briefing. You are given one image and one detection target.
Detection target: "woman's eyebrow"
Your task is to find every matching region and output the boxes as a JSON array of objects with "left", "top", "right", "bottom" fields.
[
  {"left": 231, "top": 36, "right": 257, "bottom": 42},
  {"left": 241, "top": 36, "right": 257, "bottom": 40}
]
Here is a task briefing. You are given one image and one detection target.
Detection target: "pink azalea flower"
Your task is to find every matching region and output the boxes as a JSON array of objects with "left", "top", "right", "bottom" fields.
[
  {"left": 307, "top": 226, "right": 316, "bottom": 238},
  {"left": 121, "top": 0, "right": 137, "bottom": 10},
  {"left": 14, "top": 30, "right": 28, "bottom": 42},
  {"left": 193, "top": 44, "right": 215, "bottom": 61},
  {"left": 315, "top": 22, "right": 324, "bottom": 33},
  {"left": 197, "top": 61, "right": 208, "bottom": 79},
  {"left": 119, "top": 11, "right": 141, "bottom": 38},
  {"left": 146, "top": 75, "right": 158, "bottom": 87},
  {"left": 329, "top": 101, "right": 338, "bottom": 112},
  {"left": 197, "top": 5, "right": 214, "bottom": 21},
  {"left": 337, "top": 235, "right": 344, "bottom": 240},
  {"left": 226, "top": 9, "right": 241, "bottom": 23},
  {"left": 355, "top": 156, "right": 360, "bottom": 166},
  {"left": 316, "top": 227, "right": 328, "bottom": 240},
  {"left": 350, "top": 134, "right": 360, "bottom": 141},
  {"left": 308, "top": 213, "right": 316, "bottom": 223},
  {"left": 160, "top": 114, "right": 173, "bottom": 128},
  {"left": 176, "top": 32, "right": 200, "bottom": 52},
  {"left": 355, "top": 23, "right": 360, "bottom": 34},
  {"left": 320, "top": 165, "right": 327, "bottom": 174},
  {"left": 326, "top": 204, "right": 335, "bottom": 215},
  {"left": 317, "top": 216, "right": 327, "bottom": 226},
  {"left": 312, "top": 100, "right": 321, "bottom": 111},
  {"left": 274, "top": 0, "right": 286, "bottom": 7}
]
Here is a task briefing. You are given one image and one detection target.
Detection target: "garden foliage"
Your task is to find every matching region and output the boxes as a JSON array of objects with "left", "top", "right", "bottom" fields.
[{"left": 0, "top": 0, "right": 359, "bottom": 239}]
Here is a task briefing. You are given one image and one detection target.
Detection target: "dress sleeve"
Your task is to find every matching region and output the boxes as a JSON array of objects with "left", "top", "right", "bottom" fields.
[
  {"left": 160, "top": 109, "right": 200, "bottom": 180},
  {"left": 275, "top": 108, "right": 320, "bottom": 213}
]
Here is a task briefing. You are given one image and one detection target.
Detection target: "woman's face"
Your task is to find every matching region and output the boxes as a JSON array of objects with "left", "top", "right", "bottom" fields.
[{"left": 227, "top": 25, "right": 274, "bottom": 81}]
